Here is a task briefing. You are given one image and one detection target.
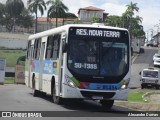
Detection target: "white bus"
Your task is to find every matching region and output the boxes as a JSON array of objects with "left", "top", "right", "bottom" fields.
[{"left": 25, "top": 24, "right": 131, "bottom": 109}]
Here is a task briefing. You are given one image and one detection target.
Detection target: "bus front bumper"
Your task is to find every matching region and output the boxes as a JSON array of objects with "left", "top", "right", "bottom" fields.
[{"left": 62, "top": 84, "right": 129, "bottom": 101}]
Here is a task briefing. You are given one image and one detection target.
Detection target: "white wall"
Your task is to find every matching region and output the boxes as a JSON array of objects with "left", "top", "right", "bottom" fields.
[
  {"left": 0, "top": 33, "right": 29, "bottom": 49},
  {"left": 0, "top": 38, "right": 27, "bottom": 49},
  {"left": 79, "top": 10, "right": 103, "bottom": 22}
]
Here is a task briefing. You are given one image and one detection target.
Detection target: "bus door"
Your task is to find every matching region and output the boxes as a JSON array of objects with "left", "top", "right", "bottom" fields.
[
  {"left": 29, "top": 45, "right": 34, "bottom": 88},
  {"left": 39, "top": 42, "right": 45, "bottom": 90},
  {"left": 57, "top": 32, "right": 66, "bottom": 95}
]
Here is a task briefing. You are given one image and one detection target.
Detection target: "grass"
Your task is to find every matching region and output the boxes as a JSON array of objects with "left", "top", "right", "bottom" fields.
[
  {"left": 128, "top": 91, "right": 145, "bottom": 102},
  {"left": 4, "top": 77, "right": 15, "bottom": 84},
  {"left": 128, "top": 89, "right": 159, "bottom": 102},
  {"left": 0, "top": 50, "right": 25, "bottom": 67}
]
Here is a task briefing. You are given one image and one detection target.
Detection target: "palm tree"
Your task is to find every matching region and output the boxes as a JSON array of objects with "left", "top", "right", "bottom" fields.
[
  {"left": 28, "top": 0, "right": 46, "bottom": 33},
  {"left": 46, "top": 0, "right": 68, "bottom": 27},
  {"left": 126, "top": 2, "right": 139, "bottom": 15},
  {"left": 131, "top": 16, "right": 144, "bottom": 38},
  {"left": 125, "top": 2, "right": 139, "bottom": 39},
  {"left": 6, "top": 0, "right": 24, "bottom": 32},
  {"left": 122, "top": 10, "right": 132, "bottom": 28}
]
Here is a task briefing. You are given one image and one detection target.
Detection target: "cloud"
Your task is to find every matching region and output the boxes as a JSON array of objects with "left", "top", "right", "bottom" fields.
[{"left": 100, "top": 3, "right": 126, "bottom": 16}]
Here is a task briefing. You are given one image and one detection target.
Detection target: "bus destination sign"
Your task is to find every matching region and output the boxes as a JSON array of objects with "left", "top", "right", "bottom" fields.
[{"left": 75, "top": 28, "right": 120, "bottom": 38}]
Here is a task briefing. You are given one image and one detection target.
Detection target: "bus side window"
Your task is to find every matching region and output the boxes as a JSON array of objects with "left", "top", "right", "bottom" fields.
[
  {"left": 34, "top": 38, "right": 41, "bottom": 59},
  {"left": 45, "top": 34, "right": 60, "bottom": 60},
  {"left": 45, "top": 36, "right": 54, "bottom": 59},
  {"left": 26, "top": 40, "right": 31, "bottom": 59},
  {"left": 52, "top": 34, "right": 60, "bottom": 60}
]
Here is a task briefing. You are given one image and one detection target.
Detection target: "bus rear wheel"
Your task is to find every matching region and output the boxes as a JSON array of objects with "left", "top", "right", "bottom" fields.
[
  {"left": 52, "top": 85, "right": 63, "bottom": 104},
  {"left": 100, "top": 100, "right": 114, "bottom": 110}
]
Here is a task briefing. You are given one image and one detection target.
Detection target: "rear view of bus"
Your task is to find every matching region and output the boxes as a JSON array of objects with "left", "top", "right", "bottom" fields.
[{"left": 63, "top": 25, "right": 131, "bottom": 109}]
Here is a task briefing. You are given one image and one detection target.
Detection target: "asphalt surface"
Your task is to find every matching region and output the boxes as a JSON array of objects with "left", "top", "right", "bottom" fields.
[{"left": 129, "top": 47, "right": 158, "bottom": 88}]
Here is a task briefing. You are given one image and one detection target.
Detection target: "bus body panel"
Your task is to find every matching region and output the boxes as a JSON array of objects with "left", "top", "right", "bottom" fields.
[{"left": 25, "top": 24, "right": 131, "bottom": 102}]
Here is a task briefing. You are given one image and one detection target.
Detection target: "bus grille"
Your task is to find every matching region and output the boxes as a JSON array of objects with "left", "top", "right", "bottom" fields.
[{"left": 80, "top": 91, "right": 115, "bottom": 99}]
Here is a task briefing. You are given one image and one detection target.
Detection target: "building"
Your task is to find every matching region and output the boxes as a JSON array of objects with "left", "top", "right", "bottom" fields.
[
  {"left": 36, "top": 6, "right": 109, "bottom": 32},
  {"left": 37, "top": 17, "right": 78, "bottom": 32},
  {"left": 152, "top": 32, "right": 160, "bottom": 47},
  {"left": 78, "top": 6, "right": 108, "bottom": 23}
]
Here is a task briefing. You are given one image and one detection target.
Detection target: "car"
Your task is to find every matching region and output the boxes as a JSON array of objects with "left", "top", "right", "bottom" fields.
[
  {"left": 154, "top": 58, "right": 160, "bottom": 67},
  {"left": 139, "top": 67, "right": 160, "bottom": 89},
  {"left": 153, "top": 53, "right": 160, "bottom": 62}
]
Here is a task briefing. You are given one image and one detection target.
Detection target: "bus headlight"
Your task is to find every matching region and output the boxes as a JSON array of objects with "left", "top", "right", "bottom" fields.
[
  {"left": 65, "top": 75, "right": 77, "bottom": 88},
  {"left": 121, "top": 78, "right": 130, "bottom": 89},
  {"left": 121, "top": 85, "right": 127, "bottom": 89}
]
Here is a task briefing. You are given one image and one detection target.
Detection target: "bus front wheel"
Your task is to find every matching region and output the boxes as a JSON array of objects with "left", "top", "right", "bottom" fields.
[
  {"left": 52, "top": 85, "right": 63, "bottom": 104},
  {"left": 100, "top": 100, "right": 114, "bottom": 110}
]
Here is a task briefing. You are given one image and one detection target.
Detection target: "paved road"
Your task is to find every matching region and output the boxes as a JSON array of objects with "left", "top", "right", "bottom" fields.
[
  {"left": 0, "top": 84, "right": 132, "bottom": 111},
  {"left": 129, "top": 47, "right": 158, "bottom": 88},
  {"left": 0, "top": 85, "right": 159, "bottom": 120}
]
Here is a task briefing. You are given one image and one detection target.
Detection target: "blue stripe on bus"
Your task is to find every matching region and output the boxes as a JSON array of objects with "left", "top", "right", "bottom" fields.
[
  {"left": 32, "top": 60, "right": 57, "bottom": 75},
  {"left": 82, "top": 82, "right": 122, "bottom": 90}
]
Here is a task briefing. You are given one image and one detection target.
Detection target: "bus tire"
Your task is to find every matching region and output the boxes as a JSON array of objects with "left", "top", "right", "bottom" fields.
[
  {"left": 32, "top": 74, "right": 39, "bottom": 97},
  {"left": 100, "top": 100, "right": 114, "bottom": 110},
  {"left": 52, "top": 84, "right": 63, "bottom": 104}
]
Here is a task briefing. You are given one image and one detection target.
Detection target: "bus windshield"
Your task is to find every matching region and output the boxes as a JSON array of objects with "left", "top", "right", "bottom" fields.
[{"left": 68, "top": 38, "right": 128, "bottom": 77}]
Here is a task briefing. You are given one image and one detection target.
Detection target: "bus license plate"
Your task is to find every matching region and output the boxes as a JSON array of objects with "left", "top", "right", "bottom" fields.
[{"left": 92, "top": 96, "right": 103, "bottom": 100}]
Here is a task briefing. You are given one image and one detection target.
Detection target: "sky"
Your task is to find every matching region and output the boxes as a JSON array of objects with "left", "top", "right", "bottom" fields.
[
  {"left": 2, "top": 0, "right": 160, "bottom": 39},
  {"left": 61, "top": 0, "right": 160, "bottom": 38}
]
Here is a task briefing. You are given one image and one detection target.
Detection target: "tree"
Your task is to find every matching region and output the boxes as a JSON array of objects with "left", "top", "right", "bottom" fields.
[
  {"left": 105, "top": 2, "right": 145, "bottom": 39},
  {"left": 125, "top": 2, "right": 139, "bottom": 38},
  {"left": 126, "top": 2, "right": 139, "bottom": 16},
  {"left": 62, "top": 12, "right": 77, "bottom": 25},
  {"left": 65, "top": 12, "right": 77, "bottom": 18},
  {"left": 0, "top": 2, "right": 5, "bottom": 18},
  {"left": 16, "top": 8, "right": 34, "bottom": 30},
  {"left": 91, "top": 17, "right": 100, "bottom": 23},
  {"left": 46, "top": 0, "right": 68, "bottom": 27},
  {"left": 131, "top": 16, "right": 144, "bottom": 38},
  {"left": 106, "top": 15, "right": 123, "bottom": 27},
  {"left": 28, "top": 0, "right": 46, "bottom": 33},
  {"left": 0, "top": 2, "right": 5, "bottom": 27},
  {"left": 6, "top": 0, "right": 24, "bottom": 32}
]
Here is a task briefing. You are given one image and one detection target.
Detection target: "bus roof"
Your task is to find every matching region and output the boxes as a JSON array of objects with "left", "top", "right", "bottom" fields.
[{"left": 28, "top": 24, "right": 128, "bottom": 40}]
